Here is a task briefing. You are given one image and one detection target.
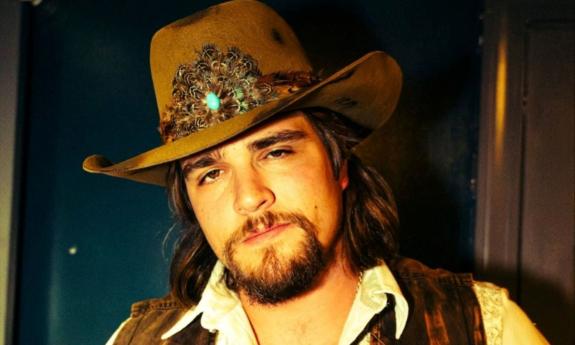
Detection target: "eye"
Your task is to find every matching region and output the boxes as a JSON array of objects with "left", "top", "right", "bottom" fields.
[
  {"left": 199, "top": 169, "right": 222, "bottom": 185},
  {"left": 265, "top": 148, "right": 293, "bottom": 159}
]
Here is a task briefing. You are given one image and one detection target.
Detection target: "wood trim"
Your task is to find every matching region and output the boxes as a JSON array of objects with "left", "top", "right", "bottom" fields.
[
  {"left": 475, "top": 0, "right": 575, "bottom": 301},
  {"left": 474, "top": 0, "right": 525, "bottom": 297}
]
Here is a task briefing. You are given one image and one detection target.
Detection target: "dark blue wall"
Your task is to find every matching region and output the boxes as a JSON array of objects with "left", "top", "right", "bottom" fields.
[{"left": 15, "top": 0, "right": 482, "bottom": 344}]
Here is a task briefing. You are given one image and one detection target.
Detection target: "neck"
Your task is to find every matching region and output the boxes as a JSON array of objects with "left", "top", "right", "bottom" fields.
[{"left": 239, "top": 254, "right": 360, "bottom": 345}]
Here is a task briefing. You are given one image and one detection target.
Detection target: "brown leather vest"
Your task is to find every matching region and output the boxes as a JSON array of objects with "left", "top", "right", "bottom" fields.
[{"left": 112, "top": 258, "right": 486, "bottom": 345}]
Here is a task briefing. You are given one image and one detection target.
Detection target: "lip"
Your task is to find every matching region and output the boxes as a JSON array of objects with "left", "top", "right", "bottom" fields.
[{"left": 243, "top": 223, "right": 291, "bottom": 245}]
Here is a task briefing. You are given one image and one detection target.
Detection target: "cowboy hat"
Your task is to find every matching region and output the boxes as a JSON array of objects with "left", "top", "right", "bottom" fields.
[{"left": 83, "top": 0, "right": 402, "bottom": 186}]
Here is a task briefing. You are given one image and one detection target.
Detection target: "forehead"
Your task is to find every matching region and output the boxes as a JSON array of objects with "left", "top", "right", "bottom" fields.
[
  {"left": 186, "top": 111, "right": 318, "bottom": 158},
  {"left": 232, "top": 110, "right": 315, "bottom": 143}
]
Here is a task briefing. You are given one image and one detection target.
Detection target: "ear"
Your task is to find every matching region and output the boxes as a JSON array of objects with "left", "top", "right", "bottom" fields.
[{"left": 338, "top": 160, "right": 349, "bottom": 191}]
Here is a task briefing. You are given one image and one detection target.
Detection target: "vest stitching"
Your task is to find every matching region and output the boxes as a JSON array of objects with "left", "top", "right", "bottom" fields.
[{"left": 122, "top": 313, "right": 144, "bottom": 345}]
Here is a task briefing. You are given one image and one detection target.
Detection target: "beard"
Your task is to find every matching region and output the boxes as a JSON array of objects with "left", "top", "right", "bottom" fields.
[{"left": 223, "top": 211, "right": 327, "bottom": 305}]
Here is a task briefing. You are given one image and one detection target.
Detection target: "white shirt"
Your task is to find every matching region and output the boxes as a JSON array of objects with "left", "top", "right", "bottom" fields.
[{"left": 107, "top": 261, "right": 549, "bottom": 345}]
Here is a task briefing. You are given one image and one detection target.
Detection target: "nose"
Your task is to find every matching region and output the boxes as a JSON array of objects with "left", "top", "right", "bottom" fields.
[{"left": 233, "top": 166, "right": 275, "bottom": 215}]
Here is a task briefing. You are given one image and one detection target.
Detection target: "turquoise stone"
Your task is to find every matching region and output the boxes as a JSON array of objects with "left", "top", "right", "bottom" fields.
[{"left": 205, "top": 92, "right": 221, "bottom": 110}]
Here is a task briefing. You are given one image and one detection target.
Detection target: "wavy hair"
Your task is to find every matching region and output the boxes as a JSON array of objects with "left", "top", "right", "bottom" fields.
[{"left": 166, "top": 108, "right": 399, "bottom": 306}]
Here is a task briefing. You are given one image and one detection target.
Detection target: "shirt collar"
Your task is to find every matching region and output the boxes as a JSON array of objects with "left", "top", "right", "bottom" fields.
[
  {"left": 357, "top": 261, "right": 409, "bottom": 340},
  {"left": 161, "top": 262, "right": 255, "bottom": 341},
  {"left": 162, "top": 260, "right": 409, "bottom": 342}
]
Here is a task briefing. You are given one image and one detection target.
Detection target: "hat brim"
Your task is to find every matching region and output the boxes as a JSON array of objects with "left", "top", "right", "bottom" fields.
[{"left": 83, "top": 51, "right": 402, "bottom": 186}]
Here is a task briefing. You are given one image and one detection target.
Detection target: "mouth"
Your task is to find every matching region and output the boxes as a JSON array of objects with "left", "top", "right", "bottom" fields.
[{"left": 243, "top": 223, "right": 291, "bottom": 245}]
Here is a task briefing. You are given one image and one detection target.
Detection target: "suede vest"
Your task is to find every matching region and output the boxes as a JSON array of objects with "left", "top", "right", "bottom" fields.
[{"left": 112, "top": 258, "right": 486, "bottom": 345}]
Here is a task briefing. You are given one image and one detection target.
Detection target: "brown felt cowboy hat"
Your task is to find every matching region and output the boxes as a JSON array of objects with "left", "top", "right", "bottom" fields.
[{"left": 83, "top": 0, "right": 402, "bottom": 186}]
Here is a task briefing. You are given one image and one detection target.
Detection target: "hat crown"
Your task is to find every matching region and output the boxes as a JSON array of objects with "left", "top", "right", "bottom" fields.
[
  {"left": 83, "top": 0, "right": 402, "bottom": 186},
  {"left": 150, "top": 0, "right": 312, "bottom": 125}
]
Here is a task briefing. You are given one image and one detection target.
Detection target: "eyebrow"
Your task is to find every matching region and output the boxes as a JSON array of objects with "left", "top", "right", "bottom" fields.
[
  {"left": 248, "top": 129, "right": 307, "bottom": 152},
  {"left": 181, "top": 129, "right": 307, "bottom": 174},
  {"left": 181, "top": 150, "right": 222, "bottom": 173}
]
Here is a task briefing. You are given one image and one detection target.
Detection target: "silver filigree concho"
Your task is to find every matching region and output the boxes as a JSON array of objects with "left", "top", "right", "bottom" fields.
[{"left": 159, "top": 44, "right": 318, "bottom": 143}]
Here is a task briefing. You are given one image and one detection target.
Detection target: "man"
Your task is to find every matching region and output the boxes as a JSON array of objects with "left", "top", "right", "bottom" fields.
[{"left": 84, "top": 1, "right": 548, "bottom": 344}]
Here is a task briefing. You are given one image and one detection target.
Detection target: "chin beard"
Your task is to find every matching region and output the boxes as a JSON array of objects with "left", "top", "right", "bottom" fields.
[{"left": 223, "top": 212, "right": 326, "bottom": 305}]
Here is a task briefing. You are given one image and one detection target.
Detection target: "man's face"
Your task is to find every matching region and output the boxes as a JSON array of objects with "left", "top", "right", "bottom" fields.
[{"left": 181, "top": 111, "right": 348, "bottom": 303}]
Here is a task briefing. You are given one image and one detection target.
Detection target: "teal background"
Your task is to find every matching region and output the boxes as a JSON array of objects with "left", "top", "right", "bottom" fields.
[{"left": 15, "top": 0, "right": 481, "bottom": 344}]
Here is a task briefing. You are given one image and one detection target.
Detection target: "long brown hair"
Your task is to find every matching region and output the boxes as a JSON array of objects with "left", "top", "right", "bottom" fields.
[{"left": 166, "top": 108, "right": 399, "bottom": 306}]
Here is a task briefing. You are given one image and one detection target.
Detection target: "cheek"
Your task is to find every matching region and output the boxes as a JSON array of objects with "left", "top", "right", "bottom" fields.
[
  {"left": 311, "top": 163, "right": 345, "bottom": 239},
  {"left": 186, "top": 189, "right": 230, "bottom": 257},
  {"left": 315, "top": 194, "right": 343, "bottom": 238},
  {"left": 194, "top": 207, "right": 228, "bottom": 259},
  {"left": 277, "top": 163, "right": 343, "bottom": 231},
  {"left": 187, "top": 182, "right": 230, "bottom": 227}
]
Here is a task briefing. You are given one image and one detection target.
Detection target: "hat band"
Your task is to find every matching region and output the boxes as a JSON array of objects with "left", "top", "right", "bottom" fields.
[{"left": 158, "top": 44, "right": 319, "bottom": 143}]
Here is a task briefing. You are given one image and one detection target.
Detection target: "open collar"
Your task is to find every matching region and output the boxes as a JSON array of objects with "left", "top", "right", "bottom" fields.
[{"left": 161, "top": 260, "right": 409, "bottom": 342}]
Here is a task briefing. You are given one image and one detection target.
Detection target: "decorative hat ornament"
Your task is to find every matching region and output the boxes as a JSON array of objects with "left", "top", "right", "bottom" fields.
[
  {"left": 160, "top": 44, "right": 319, "bottom": 143},
  {"left": 83, "top": 0, "right": 402, "bottom": 186}
]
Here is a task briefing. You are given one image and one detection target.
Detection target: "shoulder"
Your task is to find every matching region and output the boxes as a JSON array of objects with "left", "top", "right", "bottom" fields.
[
  {"left": 473, "top": 281, "right": 507, "bottom": 345},
  {"left": 387, "top": 257, "right": 549, "bottom": 344},
  {"left": 473, "top": 281, "right": 549, "bottom": 345},
  {"left": 390, "top": 257, "right": 474, "bottom": 284},
  {"left": 127, "top": 295, "right": 186, "bottom": 318},
  {"left": 106, "top": 295, "right": 193, "bottom": 345}
]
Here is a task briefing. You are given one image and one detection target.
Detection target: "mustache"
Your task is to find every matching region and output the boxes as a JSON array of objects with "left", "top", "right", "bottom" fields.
[{"left": 226, "top": 211, "right": 317, "bottom": 246}]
